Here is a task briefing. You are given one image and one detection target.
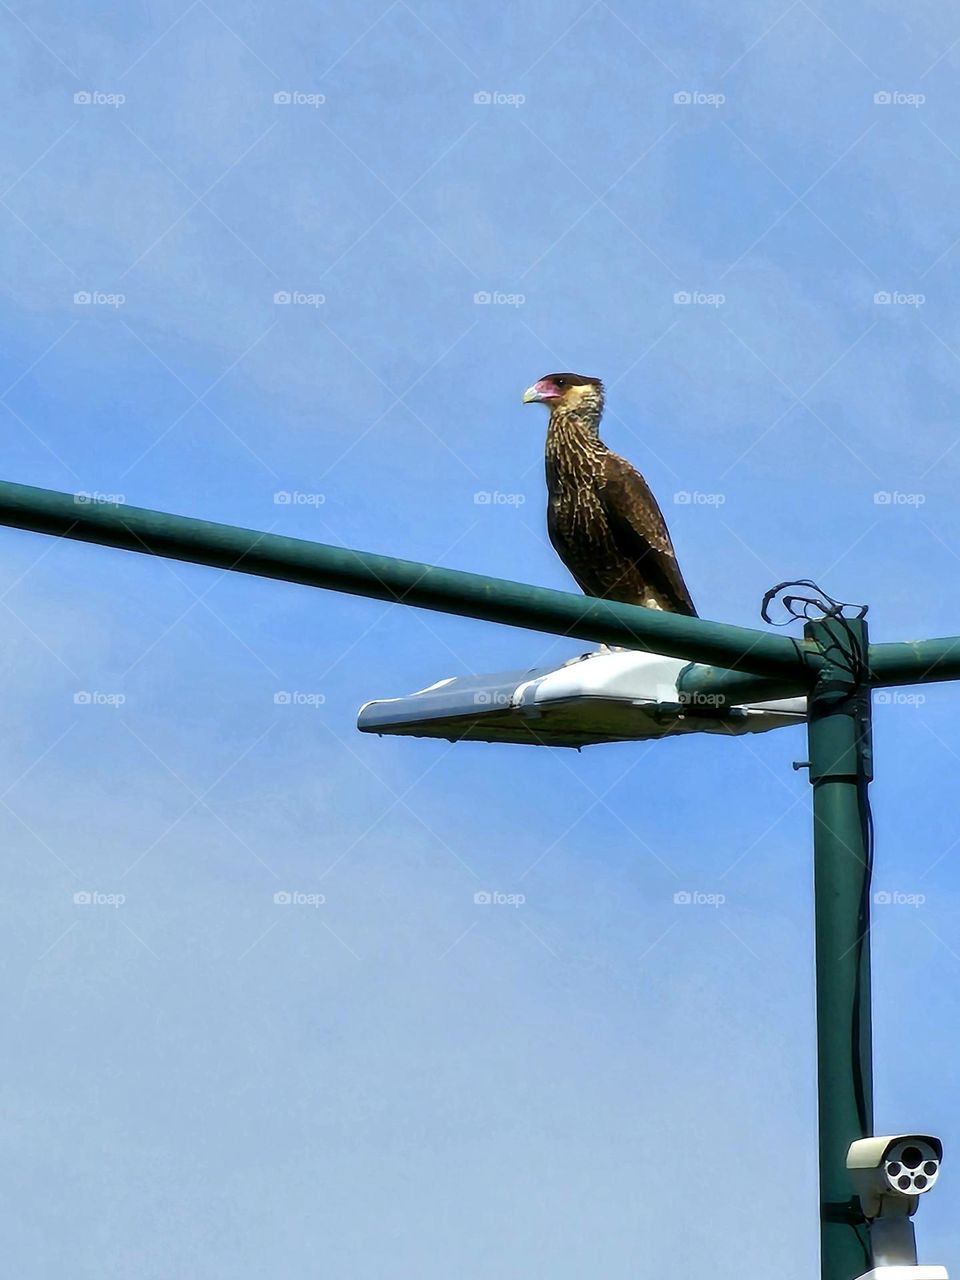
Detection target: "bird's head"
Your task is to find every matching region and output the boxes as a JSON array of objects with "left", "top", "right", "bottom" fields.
[{"left": 522, "top": 373, "right": 604, "bottom": 421}]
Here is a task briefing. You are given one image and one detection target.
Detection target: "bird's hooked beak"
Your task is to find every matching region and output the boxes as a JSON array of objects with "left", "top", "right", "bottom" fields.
[{"left": 522, "top": 379, "right": 559, "bottom": 404}]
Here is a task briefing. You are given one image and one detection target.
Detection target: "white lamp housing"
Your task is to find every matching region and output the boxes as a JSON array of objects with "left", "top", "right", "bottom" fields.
[{"left": 358, "top": 649, "right": 806, "bottom": 748}]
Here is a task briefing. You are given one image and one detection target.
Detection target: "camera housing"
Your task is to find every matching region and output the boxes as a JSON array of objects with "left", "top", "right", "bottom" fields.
[{"left": 847, "top": 1135, "right": 943, "bottom": 1219}]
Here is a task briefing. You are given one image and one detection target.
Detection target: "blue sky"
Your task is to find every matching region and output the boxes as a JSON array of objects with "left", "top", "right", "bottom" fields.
[{"left": 1, "top": 1, "right": 959, "bottom": 1275}]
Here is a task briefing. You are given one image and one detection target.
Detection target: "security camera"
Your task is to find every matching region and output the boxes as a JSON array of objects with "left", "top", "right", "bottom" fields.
[{"left": 847, "top": 1135, "right": 943, "bottom": 1218}]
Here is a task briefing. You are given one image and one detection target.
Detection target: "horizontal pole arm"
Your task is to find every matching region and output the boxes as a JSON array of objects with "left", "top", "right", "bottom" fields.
[
  {"left": 686, "top": 636, "right": 960, "bottom": 702},
  {"left": 867, "top": 637, "right": 960, "bottom": 688},
  {"left": 677, "top": 663, "right": 812, "bottom": 707},
  {"left": 685, "top": 633, "right": 960, "bottom": 702},
  {"left": 0, "top": 479, "right": 811, "bottom": 678}
]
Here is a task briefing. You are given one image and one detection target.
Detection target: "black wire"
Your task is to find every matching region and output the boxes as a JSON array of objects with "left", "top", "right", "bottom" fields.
[
  {"left": 760, "top": 579, "right": 868, "bottom": 628},
  {"left": 852, "top": 769, "right": 874, "bottom": 1136},
  {"left": 853, "top": 1219, "right": 872, "bottom": 1269},
  {"left": 761, "top": 578, "right": 868, "bottom": 694}
]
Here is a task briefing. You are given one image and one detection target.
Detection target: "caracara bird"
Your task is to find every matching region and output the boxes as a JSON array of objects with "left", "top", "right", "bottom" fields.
[{"left": 522, "top": 373, "right": 697, "bottom": 615}]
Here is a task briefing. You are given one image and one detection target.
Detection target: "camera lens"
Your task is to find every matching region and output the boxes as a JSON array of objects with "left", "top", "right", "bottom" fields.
[
  {"left": 898, "top": 1175, "right": 912, "bottom": 1191},
  {"left": 924, "top": 1161, "right": 938, "bottom": 1176},
  {"left": 901, "top": 1146, "right": 924, "bottom": 1169},
  {"left": 887, "top": 1162, "right": 901, "bottom": 1175},
  {"left": 915, "top": 1175, "right": 928, "bottom": 1189}
]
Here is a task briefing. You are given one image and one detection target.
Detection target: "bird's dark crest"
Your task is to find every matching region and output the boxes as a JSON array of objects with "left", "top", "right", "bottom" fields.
[{"left": 542, "top": 373, "right": 603, "bottom": 387}]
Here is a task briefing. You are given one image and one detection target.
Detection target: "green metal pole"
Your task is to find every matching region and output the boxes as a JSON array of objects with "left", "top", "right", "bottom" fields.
[
  {"left": 6, "top": 476, "right": 960, "bottom": 692},
  {"left": 685, "top": 633, "right": 960, "bottom": 702},
  {"left": 0, "top": 479, "right": 811, "bottom": 680},
  {"left": 866, "top": 636, "right": 960, "bottom": 688},
  {"left": 677, "top": 662, "right": 811, "bottom": 707},
  {"left": 806, "top": 617, "right": 874, "bottom": 1280}
]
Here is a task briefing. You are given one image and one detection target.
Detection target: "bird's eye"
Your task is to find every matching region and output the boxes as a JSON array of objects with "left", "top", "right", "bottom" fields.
[{"left": 554, "top": 378, "right": 565, "bottom": 387}]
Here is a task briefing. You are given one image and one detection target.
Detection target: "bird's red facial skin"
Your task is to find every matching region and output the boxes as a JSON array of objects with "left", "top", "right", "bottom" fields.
[{"left": 532, "top": 378, "right": 563, "bottom": 401}]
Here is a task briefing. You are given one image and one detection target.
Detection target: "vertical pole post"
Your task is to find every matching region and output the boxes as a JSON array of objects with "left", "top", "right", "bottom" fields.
[{"left": 805, "top": 617, "right": 874, "bottom": 1280}]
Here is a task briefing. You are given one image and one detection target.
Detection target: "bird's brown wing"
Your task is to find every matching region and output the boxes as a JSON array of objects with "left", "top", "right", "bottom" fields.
[{"left": 597, "top": 451, "right": 697, "bottom": 615}]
